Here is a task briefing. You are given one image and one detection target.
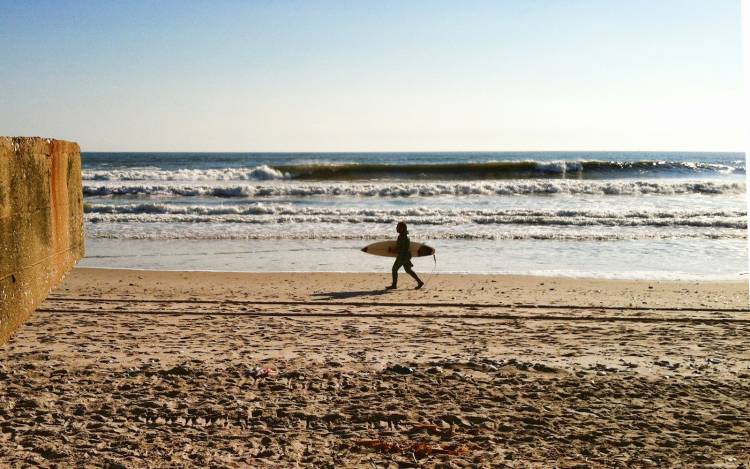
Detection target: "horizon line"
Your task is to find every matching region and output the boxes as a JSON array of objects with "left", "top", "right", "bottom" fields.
[{"left": 79, "top": 149, "right": 747, "bottom": 154}]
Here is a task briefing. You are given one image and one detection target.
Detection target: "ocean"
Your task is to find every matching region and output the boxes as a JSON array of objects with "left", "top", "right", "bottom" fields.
[{"left": 79, "top": 151, "right": 747, "bottom": 279}]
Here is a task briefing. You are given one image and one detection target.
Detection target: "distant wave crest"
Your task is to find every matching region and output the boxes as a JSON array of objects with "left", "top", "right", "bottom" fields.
[
  {"left": 83, "top": 165, "right": 288, "bottom": 181},
  {"left": 82, "top": 159, "right": 745, "bottom": 182}
]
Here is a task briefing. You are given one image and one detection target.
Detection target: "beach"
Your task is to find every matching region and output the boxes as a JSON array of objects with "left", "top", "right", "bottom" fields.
[
  {"left": 1, "top": 267, "right": 748, "bottom": 467},
  {"left": 4, "top": 1, "right": 747, "bottom": 467}
]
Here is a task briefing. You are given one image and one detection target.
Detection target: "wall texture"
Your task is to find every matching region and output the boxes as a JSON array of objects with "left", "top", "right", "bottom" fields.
[{"left": 0, "top": 137, "right": 84, "bottom": 344}]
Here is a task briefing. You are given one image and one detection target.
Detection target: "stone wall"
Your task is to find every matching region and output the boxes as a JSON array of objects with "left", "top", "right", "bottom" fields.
[{"left": 0, "top": 137, "right": 84, "bottom": 344}]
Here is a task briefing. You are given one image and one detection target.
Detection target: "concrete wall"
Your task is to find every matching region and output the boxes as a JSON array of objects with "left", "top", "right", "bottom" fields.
[{"left": 0, "top": 137, "right": 84, "bottom": 344}]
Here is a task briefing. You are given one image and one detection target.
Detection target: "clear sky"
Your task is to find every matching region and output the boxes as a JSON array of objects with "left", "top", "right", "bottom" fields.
[{"left": 0, "top": 0, "right": 744, "bottom": 151}]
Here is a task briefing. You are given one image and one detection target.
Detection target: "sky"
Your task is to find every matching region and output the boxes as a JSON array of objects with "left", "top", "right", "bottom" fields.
[{"left": 0, "top": 0, "right": 744, "bottom": 152}]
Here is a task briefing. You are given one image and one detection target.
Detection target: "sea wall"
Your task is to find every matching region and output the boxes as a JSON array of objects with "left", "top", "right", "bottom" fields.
[{"left": 0, "top": 137, "right": 84, "bottom": 344}]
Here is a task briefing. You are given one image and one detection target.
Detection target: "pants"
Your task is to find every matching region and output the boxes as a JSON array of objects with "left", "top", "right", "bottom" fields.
[{"left": 392, "top": 257, "right": 418, "bottom": 285}]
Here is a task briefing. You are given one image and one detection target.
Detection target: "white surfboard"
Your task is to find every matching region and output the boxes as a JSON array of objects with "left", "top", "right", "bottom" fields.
[{"left": 360, "top": 240, "right": 435, "bottom": 258}]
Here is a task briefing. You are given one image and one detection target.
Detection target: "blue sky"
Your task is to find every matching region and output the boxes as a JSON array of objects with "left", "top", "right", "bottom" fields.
[{"left": 0, "top": 0, "right": 743, "bottom": 151}]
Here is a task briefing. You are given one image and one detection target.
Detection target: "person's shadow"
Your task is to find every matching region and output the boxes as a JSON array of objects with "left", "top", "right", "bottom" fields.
[{"left": 311, "top": 289, "right": 391, "bottom": 301}]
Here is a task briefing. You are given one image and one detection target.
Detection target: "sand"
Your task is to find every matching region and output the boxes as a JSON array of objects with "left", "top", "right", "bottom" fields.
[{"left": 1, "top": 268, "right": 748, "bottom": 468}]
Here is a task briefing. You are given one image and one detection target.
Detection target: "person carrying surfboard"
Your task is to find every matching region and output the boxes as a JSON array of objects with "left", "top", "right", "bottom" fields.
[{"left": 387, "top": 222, "right": 424, "bottom": 290}]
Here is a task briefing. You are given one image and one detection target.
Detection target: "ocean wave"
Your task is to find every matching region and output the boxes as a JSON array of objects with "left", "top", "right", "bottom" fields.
[
  {"left": 83, "top": 165, "right": 288, "bottom": 181},
  {"left": 84, "top": 206, "right": 747, "bottom": 229},
  {"left": 82, "top": 180, "right": 746, "bottom": 198},
  {"left": 84, "top": 202, "right": 745, "bottom": 218},
  {"left": 81, "top": 159, "right": 745, "bottom": 182}
]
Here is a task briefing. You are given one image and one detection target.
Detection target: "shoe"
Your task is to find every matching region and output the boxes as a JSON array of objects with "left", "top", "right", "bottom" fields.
[
  {"left": 386, "top": 285, "right": 397, "bottom": 290},
  {"left": 415, "top": 281, "right": 424, "bottom": 290}
]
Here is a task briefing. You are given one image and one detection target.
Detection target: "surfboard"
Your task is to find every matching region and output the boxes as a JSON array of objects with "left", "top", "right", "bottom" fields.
[{"left": 360, "top": 240, "right": 435, "bottom": 258}]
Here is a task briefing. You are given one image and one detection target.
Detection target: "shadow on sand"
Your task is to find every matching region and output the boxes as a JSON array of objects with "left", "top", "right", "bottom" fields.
[{"left": 311, "top": 289, "right": 391, "bottom": 301}]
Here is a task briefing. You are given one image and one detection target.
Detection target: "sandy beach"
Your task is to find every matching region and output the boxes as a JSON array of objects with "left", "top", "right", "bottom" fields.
[
  {"left": 4, "top": 0, "right": 747, "bottom": 467},
  {"left": 1, "top": 268, "right": 748, "bottom": 468}
]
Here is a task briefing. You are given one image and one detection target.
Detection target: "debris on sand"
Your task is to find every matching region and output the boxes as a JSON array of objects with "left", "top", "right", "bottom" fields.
[
  {"left": 386, "top": 364, "right": 415, "bottom": 375},
  {"left": 246, "top": 366, "right": 275, "bottom": 380}
]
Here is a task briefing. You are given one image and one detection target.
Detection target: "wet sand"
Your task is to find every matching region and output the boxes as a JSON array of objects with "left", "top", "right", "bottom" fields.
[{"left": 1, "top": 268, "right": 748, "bottom": 467}]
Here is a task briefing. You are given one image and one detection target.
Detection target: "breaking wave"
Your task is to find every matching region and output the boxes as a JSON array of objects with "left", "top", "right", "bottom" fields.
[
  {"left": 81, "top": 159, "right": 745, "bottom": 182},
  {"left": 85, "top": 203, "right": 747, "bottom": 229},
  {"left": 83, "top": 180, "right": 746, "bottom": 198},
  {"left": 83, "top": 203, "right": 747, "bottom": 229},
  {"left": 83, "top": 165, "right": 288, "bottom": 181}
]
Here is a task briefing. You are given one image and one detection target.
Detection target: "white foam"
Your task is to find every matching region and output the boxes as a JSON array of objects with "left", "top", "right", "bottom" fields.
[
  {"left": 534, "top": 161, "right": 584, "bottom": 174},
  {"left": 83, "top": 203, "right": 747, "bottom": 229},
  {"left": 84, "top": 212, "right": 746, "bottom": 241},
  {"left": 82, "top": 180, "right": 747, "bottom": 198},
  {"left": 83, "top": 165, "right": 288, "bottom": 182}
]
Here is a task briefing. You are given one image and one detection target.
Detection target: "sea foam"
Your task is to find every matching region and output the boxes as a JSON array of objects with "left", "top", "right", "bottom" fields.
[
  {"left": 82, "top": 180, "right": 746, "bottom": 198},
  {"left": 83, "top": 165, "right": 288, "bottom": 182}
]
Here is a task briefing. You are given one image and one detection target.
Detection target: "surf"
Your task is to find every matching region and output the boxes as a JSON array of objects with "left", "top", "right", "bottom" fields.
[
  {"left": 81, "top": 159, "right": 745, "bottom": 182},
  {"left": 82, "top": 180, "right": 747, "bottom": 198}
]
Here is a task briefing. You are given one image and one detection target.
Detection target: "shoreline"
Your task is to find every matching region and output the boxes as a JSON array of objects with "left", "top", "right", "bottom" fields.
[
  {"left": 73, "top": 264, "right": 749, "bottom": 282},
  {"left": 79, "top": 237, "right": 749, "bottom": 282}
]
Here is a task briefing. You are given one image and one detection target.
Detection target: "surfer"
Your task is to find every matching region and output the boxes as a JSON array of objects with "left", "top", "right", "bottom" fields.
[{"left": 387, "top": 222, "right": 424, "bottom": 290}]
